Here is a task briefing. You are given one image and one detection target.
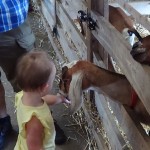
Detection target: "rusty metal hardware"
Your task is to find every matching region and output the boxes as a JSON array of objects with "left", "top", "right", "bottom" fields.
[{"left": 78, "top": 10, "right": 97, "bottom": 30}]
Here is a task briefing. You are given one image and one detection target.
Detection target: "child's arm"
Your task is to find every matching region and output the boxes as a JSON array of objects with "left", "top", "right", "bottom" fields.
[
  {"left": 42, "top": 94, "right": 70, "bottom": 105},
  {"left": 26, "top": 116, "right": 44, "bottom": 150}
]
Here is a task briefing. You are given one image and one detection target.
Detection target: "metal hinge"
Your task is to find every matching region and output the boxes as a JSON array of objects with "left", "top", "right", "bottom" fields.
[{"left": 78, "top": 10, "right": 97, "bottom": 30}]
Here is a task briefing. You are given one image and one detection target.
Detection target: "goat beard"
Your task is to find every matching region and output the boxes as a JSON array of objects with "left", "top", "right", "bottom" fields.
[{"left": 68, "top": 71, "right": 84, "bottom": 114}]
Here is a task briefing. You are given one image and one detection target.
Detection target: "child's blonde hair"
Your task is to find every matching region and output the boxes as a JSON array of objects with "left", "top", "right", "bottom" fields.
[{"left": 16, "top": 51, "right": 53, "bottom": 91}]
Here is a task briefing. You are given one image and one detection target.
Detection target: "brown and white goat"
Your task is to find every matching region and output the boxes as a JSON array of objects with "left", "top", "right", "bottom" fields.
[
  {"left": 131, "top": 35, "right": 150, "bottom": 65},
  {"left": 59, "top": 60, "right": 150, "bottom": 125}
]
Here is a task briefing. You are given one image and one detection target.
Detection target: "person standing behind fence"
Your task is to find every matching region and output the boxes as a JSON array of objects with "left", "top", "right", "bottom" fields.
[{"left": 14, "top": 51, "right": 70, "bottom": 150}]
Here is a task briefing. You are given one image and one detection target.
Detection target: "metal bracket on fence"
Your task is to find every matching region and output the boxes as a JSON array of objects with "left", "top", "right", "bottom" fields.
[
  {"left": 78, "top": 10, "right": 88, "bottom": 22},
  {"left": 78, "top": 10, "right": 97, "bottom": 30},
  {"left": 87, "top": 17, "right": 97, "bottom": 30},
  {"left": 52, "top": 26, "right": 57, "bottom": 37}
]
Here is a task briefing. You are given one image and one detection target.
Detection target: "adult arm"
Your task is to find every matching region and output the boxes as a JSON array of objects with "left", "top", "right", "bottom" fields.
[{"left": 26, "top": 116, "right": 44, "bottom": 150}]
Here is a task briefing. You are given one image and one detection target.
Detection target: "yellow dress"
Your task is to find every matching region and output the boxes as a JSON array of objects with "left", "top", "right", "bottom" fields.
[{"left": 14, "top": 91, "right": 56, "bottom": 150}]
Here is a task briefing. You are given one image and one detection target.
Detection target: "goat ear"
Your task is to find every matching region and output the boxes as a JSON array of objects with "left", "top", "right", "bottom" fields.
[{"left": 62, "top": 66, "right": 68, "bottom": 74}]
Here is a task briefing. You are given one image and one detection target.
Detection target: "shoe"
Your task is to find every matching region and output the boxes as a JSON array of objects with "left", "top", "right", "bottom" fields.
[
  {"left": 0, "top": 115, "right": 12, "bottom": 149},
  {"left": 54, "top": 121, "right": 67, "bottom": 145}
]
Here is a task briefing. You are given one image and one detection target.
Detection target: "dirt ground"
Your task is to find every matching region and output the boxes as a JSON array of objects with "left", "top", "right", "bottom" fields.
[{"left": 2, "top": 11, "right": 87, "bottom": 150}]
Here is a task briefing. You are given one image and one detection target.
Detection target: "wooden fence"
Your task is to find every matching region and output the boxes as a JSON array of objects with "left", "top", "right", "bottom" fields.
[{"left": 35, "top": 0, "right": 150, "bottom": 149}]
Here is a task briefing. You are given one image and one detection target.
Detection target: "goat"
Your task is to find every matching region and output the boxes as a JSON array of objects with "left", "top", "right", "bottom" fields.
[
  {"left": 130, "top": 35, "right": 150, "bottom": 65},
  {"left": 59, "top": 60, "right": 150, "bottom": 125}
]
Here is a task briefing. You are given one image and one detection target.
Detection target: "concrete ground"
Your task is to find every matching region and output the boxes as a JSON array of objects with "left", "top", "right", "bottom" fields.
[{"left": 2, "top": 11, "right": 87, "bottom": 150}]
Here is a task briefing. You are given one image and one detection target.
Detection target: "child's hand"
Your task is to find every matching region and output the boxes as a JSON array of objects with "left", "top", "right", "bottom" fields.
[
  {"left": 57, "top": 93, "right": 71, "bottom": 104},
  {"left": 61, "top": 96, "right": 71, "bottom": 104}
]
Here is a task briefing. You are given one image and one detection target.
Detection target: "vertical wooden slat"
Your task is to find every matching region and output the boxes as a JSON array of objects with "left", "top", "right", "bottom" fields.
[
  {"left": 86, "top": 0, "right": 93, "bottom": 61},
  {"left": 86, "top": 0, "right": 109, "bottom": 63},
  {"left": 86, "top": 0, "right": 110, "bottom": 103},
  {"left": 91, "top": 0, "right": 109, "bottom": 68}
]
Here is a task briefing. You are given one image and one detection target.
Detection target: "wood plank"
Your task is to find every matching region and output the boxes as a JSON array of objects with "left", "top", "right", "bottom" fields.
[
  {"left": 63, "top": 0, "right": 87, "bottom": 13},
  {"left": 116, "top": 0, "right": 150, "bottom": 32},
  {"left": 43, "top": 0, "right": 55, "bottom": 20},
  {"left": 93, "top": 52, "right": 106, "bottom": 69},
  {"left": 61, "top": 0, "right": 88, "bottom": 39},
  {"left": 61, "top": 0, "right": 87, "bottom": 38},
  {"left": 110, "top": 1, "right": 150, "bottom": 15},
  {"left": 124, "top": 3, "right": 150, "bottom": 31},
  {"left": 95, "top": 93, "right": 126, "bottom": 150},
  {"left": 61, "top": 0, "right": 87, "bottom": 19},
  {"left": 108, "top": 99, "right": 150, "bottom": 150},
  {"left": 40, "top": 4, "right": 64, "bottom": 63},
  {"left": 128, "top": 1, "right": 150, "bottom": 15},
  {"left": 41, "top": 1, "right": 55, "bottom": 29},
  {"left": 57, "top": 27, "right": 80, "bottom": 61},
  {"left": 56, "top": 1, "right": 87, "bottom": 59},
  {"left": 86, "top": 0, "right": 92, "bottom": 61},
  {"left": 41, "top": 1, "right": 79, "bottom": 62},
  {"left": 82, "top": 103, "right": 108, "bottom": 150},
  {"left": 91, "top": 11, "right": 150, "bottom": 115},
  {"left": 91, "top": 0, "right": 109, "bottom": 67}
]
